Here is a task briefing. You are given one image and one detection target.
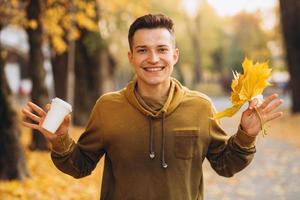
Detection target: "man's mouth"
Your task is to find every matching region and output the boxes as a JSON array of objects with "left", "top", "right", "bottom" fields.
[{"left": 143, "top": 67, "right": 165, "bottom": 72}]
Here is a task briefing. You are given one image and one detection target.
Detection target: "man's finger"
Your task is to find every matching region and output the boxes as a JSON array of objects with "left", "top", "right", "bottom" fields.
[
  {"left": 57, "top": 114, "right": 71, "bottom": 131},
  {"left": 263, "top": 99, "right": 284, "bottom": 113},
  {"left": 45, "top": 103, "right": 51, "bottom": 111},
  {"left": 22, "top": 108, "right": 41, "bottom": 123},
  {"left": 260, "top": 93, "right": 278, "bottom": 110},
  {"left": 265, "top": 111, "right": 283, "bottom": 122},
  {"left": 64, "top": 114, "right": 71, "bottom": 124},
  {"left": 22, "top": 121, "right": 40, "bottom": 130},
  {"left": 27, "top": 102, "right": 46, "bottom": 116},
  {"left": 249, "top": 98, "right": 258, "bottom": 110},
  {"left": 22, "top": 121, "right": 55, "bottom": 139}
]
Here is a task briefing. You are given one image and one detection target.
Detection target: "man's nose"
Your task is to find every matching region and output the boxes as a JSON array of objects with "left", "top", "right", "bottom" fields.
[{"left": 148, "top": 51, "right": 160, "bottom": 63}]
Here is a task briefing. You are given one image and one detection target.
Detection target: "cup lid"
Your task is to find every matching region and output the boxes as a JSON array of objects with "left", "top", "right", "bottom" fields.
[{"left": 52, "top": 98, "right": 72, "bottom": 112}]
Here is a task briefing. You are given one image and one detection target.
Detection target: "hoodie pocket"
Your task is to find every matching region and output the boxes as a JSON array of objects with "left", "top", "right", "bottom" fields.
[{"left": 174, "top": 130, "right": 199, "bottom": 160}]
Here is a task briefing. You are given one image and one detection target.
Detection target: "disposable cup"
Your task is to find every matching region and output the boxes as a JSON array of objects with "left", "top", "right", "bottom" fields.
[{"left": 42, "top": 98, "right": 72, "bottom": 134}]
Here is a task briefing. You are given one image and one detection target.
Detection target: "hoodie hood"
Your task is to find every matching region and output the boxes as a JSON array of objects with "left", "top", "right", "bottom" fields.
[{"left": 124, "top": 78, "right": 185, "bottom": 118}]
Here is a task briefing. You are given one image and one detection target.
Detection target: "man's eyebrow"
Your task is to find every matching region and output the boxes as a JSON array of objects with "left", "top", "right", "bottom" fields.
[
  {"left": 157, "top": 44, "right": 169, "bottom": 48},
  {"left": 135, "top": 45, "right": 147, "bottom": 49},
  {"left": 135, "top": 45, "right": 170, "bottom": 49},
  {"left": 157, "top": 45, "right": 169, "bottom": 48}
]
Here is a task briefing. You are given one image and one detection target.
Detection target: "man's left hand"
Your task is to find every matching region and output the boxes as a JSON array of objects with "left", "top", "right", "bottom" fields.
[{"left": 241, "top": 93, "right": 283, "bottom": 137}]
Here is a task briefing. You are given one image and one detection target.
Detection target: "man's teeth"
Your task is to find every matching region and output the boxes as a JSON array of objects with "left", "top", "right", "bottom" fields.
[{"left": 144, "top": 67, "right": 164, "bottom": 72}]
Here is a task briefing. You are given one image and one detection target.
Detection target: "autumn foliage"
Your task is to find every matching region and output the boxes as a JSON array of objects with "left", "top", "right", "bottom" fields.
[
  {"left": 213, "top": 57, "right": 272, "bottom": 119},
  {"left": 0, "top": 0, "right": 98, "bottom": 54},
  {"left": 0, "top": 126, "right": 104, "bottom": 200}
]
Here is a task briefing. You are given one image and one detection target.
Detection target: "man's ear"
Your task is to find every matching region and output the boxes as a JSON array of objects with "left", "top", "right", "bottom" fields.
[
  {"left": 173, "top": 48, "right": 179, "bottom": 64},
  {"left": 128, "top": 51, "right": 133, "bottom": 64}
]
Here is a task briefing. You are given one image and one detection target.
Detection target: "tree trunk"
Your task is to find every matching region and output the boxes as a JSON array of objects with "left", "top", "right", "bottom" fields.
[
  {"left": 73, "top": 33, "right": 96, "bottom": 126},
  {"left": 186, "top": 15, "right": 202, "bottom": 86},
  {"left": 0, "top": 38, "right": 29, "bottom": 180},
  {"left": 192, "top": 34, "right": 202, "bottom": 85},
  {"left": 26, "top": 0, "right": 50, "bottom": 150},
  {"left": 99, "top": 48, "right": 116, "bottom": 94},
  {"left": 73, "top": 31, "right": 116, "bottom": 126},
  {"left": 279, "top": 0, "right": 300, "bottom": 113},
  {"left": 51, "top": 52, "right": 68, "bottom": 100}
]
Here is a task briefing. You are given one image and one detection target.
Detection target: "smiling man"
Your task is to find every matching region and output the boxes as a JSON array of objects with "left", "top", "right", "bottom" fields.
[
  {"left": 128, "top": 22, "right": 179, "bottom": 102},
  {"left": 22, "top": 14, "right": 283, "bottom": 200}
]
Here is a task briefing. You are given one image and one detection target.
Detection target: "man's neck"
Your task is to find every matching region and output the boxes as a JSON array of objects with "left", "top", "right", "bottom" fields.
[{"left": 136, "top": 79, "right": 171, "bottom": 100}]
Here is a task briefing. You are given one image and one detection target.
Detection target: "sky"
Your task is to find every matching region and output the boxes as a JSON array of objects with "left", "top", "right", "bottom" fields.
[
  {"left": 182, "top": 0, "right": 278, "bottom": 29},
  {"left": 207, "top": 0, "right": 277, "bottom": 17}
]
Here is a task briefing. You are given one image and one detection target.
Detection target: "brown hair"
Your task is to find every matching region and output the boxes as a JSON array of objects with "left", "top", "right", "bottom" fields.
[{"left": 128, "top": 13, "right": 175, "bottom": 51}]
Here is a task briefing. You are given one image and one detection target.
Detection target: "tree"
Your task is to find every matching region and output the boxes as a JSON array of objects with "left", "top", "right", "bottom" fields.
[
  {"left": 279, "top": 0, "right": 300, "bottom": 113},
  {"left": 0, "top": 0, "right": 29, "bottom": 180},
  {"left": 1, "top": 0, "right": 110, "bottom": 150},
  {"left": 0, "top": 47, "right": 29, "bottom": 180},
  {"left": 192, "top": 1, "right": 223, "bottom": 85},
  {"left": 40, "top": 0, "right": 116, "bottom": 125},
  {"left": 25, "top": 0, "right": 100, "bottom": 146},
  {"left": 225, "top": 12, "right": 271, "bottom": 71},
  {"left": 215, "top": 12, "right": 271, "bottom": 92},
  {"left": 73, "top": 30, "right": 116, "bottom": 125},
  {"left": 186, "top": 14, "right": 202, "bottom": 85},
  {"left": 175, "top": 0, "right": 224, "bottom": 87},
  {"left": 26, "top": 0, "right": 50, "bottom": 150},
  {"left": 44, "top": 0, "right": 99, "bottom": 103}
]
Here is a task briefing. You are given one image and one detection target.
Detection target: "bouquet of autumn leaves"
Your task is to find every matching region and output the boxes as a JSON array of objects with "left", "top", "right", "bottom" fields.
[{"left": 213, "top": 57, "right": 272, "bottom": 135}]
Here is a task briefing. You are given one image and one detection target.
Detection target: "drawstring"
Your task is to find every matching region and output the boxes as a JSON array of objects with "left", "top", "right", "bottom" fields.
[
  {"left": 161, "top": 112, "right": 168, "bottom": 169},
  {"left": 149, "top": 117, "right": 155, "bottom": 159},
  {"left": 148, "top": 112, "right": 168, "bottom": 169}
]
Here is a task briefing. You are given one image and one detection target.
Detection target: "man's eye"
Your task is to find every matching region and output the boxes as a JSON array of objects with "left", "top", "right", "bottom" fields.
[
  {"left": 137, "top": 49, "right": 146, "bottom": 53},
  {"left": 158, "top": 48, "right": 169, "bottom": 53}
]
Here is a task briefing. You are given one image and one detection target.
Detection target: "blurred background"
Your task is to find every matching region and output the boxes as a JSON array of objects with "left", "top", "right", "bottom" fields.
[{"left": 0, "top": 0, "right": 299, "bottom": 199}]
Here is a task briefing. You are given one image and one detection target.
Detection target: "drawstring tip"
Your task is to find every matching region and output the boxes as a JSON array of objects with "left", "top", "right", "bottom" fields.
[
  {"left": 149, "top": 152, "right": 155, "bottom": 159},
  {"left": 162, "top": 163, "right": 168, "bottom": 169}
]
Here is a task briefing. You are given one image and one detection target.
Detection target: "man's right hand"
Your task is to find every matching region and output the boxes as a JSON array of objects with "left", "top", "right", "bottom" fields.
[{"left": 22, "top": 102, "right": 71, "bottom": 141}]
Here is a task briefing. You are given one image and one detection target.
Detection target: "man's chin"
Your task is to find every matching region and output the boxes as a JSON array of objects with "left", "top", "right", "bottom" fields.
[{"left": 139, "top": 77, "right": 170, "bottom": 86}]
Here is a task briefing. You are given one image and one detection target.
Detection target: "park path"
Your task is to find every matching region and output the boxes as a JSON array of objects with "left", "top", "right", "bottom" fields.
[
  {"left": 203, "top": 96, "right": 300, "bottom": 200},
  {"left": 203, "top": 138, "right": 300, "bottom": 200}
]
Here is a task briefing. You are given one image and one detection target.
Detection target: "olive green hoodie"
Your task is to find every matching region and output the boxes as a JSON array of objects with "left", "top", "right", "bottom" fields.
[{"left": 51, "top": 78, "right": 256, "bottom": 200}]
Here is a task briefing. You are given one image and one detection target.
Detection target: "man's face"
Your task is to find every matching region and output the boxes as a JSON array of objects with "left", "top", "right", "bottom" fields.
[{"left": 128, "top": 28, "right": 179, "bottom": 88}]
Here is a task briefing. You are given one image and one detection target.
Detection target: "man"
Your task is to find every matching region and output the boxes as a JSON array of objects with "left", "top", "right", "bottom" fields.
[{"left": 22, "top": 14, "right": 283, "bottom": 200}]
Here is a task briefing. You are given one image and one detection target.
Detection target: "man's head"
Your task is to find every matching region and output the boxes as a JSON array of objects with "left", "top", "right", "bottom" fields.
[
  {"left": 127, "top": 13, "right": 179, "bottom": 88},
  {"left": 128, "top": 14, "right": 175, "bottom": 51}
]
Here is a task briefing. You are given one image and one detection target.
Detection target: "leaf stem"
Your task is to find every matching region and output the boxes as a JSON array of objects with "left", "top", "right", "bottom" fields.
[{"left": 254, "top": 107, "right": 267, "bottom": 137}]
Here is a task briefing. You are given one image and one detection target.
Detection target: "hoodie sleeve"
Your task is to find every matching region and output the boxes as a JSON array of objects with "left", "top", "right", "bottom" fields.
[
  {"left": 50, "top": 100, "right": 105, "bottom": 178},
  {"left": 206, "top": 105, "right": 256, "bottom": 177}
]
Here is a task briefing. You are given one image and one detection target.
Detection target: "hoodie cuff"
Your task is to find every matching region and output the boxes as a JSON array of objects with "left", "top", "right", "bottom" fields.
[
  {"left": 50, "top": 133, "right": 74, "bottom": 155},
  {"left": 234, "top": 125, "right": 256, "bottom": 148}
]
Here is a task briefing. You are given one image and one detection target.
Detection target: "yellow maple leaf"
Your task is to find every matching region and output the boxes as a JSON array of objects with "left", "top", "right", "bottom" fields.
[
  {"left": 213, "top": 57, "right": 272, "bottom": 120},
  {"left": 52, "top": 36, "right": 67, "bottom": 54}
]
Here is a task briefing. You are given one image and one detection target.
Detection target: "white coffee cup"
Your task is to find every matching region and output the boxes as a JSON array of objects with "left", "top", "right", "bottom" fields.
[{"left": 42, "top": 98, "right": 72, "bottom": 134}]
